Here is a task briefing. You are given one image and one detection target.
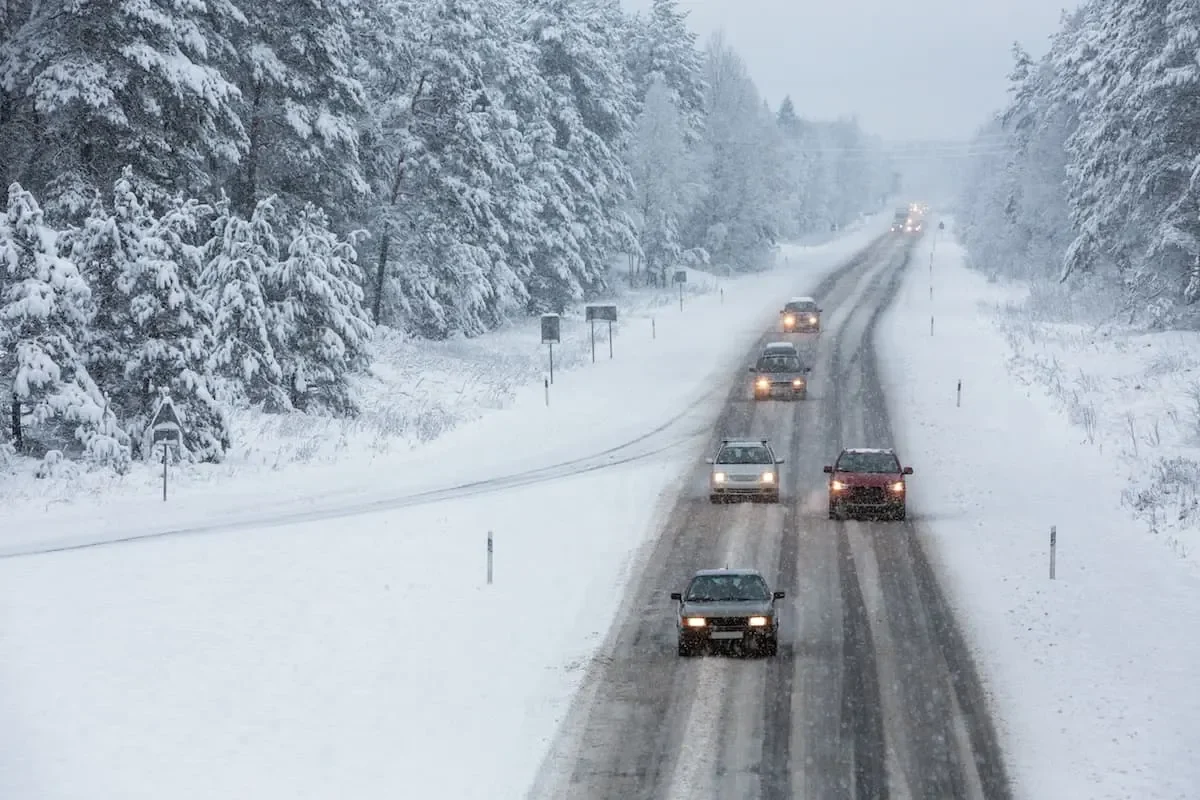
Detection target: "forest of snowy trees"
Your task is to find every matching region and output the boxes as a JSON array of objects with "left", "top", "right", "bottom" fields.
[
  {"left": 958, "top": 0, "right": 1200, "bottom": 328},
  {"left": 0, "top": 0, "right": 891, "bottom": 470}
]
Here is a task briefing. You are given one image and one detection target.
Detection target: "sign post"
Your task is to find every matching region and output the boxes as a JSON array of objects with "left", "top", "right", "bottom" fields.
[
  {"left": 147, "top": 394, "right": 184, "bottom": 501},
  {"left": 540, "top": 314, "right": 560, "bottom": 385},
  {"left": 585, "top": 305, "right": 617, "bottom": 361},
  {"left": 673, "top": 269, "right": 687, "bottom": 311}
]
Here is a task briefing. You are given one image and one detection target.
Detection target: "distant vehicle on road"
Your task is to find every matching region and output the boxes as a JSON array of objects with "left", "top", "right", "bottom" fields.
[
  {"left": 824, "top": 447, "right": 913, "bottom": 520},
  {"left": 749, "top": 352, "right": 810, "bottom": 400},
  {"left": 707, "top": 438, "right": 784, "bottom": 503},
  {"left": 671, "top": 568, "right": 785, "bottom": 656},
  {"left": 780, "top": 296, "right": 821, "bottom": 332},
  {"left": 891, "top": 208, "right": 909, "bottom": 232}
]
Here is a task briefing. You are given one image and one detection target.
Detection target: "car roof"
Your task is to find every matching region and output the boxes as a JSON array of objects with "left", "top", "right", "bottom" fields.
[
  {"left": 763, "top": 341, "right": 797, "bottom": 350},
  {"left": 719, "top": 438, "right": 772, "bottom": 448},
  {"left": 841, "top": 447, "right": 896, "bottom": 454},
  {"left": 789, "top": 296, "right": 815, "bottom": 303},
  {"left": 691, "top": 568, "right": 765, "bottom": 578}
]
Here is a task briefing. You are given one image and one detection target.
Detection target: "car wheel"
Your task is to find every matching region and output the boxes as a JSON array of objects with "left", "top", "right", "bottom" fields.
[
  {"left": 895, "top": 506, "right": 907, "bottom": 521},
  {"left": 678, "top": 639, "right": 697, "bottom": 657},
  {"left": 768, "top": 491, "right": 780, "bottom": 504},
  {"left": 709, "top": 494, "right": 721, "bottom": 504}
]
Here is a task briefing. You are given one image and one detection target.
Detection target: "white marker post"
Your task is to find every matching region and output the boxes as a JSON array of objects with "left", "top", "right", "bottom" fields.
[
  {"left": 930, "top": 315, "right": 934, "bottom": 336},
  {"left": 487, "top": 531, "right": 493, "bottom": 584},
  {"left": 544, "top": 378, "right": 549, "bottom": 407},
  {"left": 1049, "top": 526, "right": 1057, "bottom": 579},
  {"left": 957, "top": 380, "right": 962, "bottom": 407},
  {"left": 652, "top": 317, "right": 656, "bottom": 339}
]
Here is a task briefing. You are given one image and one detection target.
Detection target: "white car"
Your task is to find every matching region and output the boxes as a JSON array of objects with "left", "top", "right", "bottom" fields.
[{"left": 706, "top": 438, "right": 784, "bottom": 503}]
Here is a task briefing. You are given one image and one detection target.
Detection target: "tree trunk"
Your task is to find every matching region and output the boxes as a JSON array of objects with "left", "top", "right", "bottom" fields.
[
  {"left": 10, "top": 393, "right": 21, "bottom": 450},
  {"left": 373, "top": 230, "right": 390, "bottom": 322}
]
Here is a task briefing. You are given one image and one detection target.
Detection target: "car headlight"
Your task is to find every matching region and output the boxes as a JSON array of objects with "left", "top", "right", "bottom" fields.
[
  {"left": 831, "top": 480, "right": 845, "bottom": 491},
  {"left": 808, "top": 315, "right": 817, "bottom": 323},
  {"left": 748, "top": 616, "right": 769, "bottom": 627},
  {"left": 686, "top": 617, "right": 706, "bottom": 627},
  {"left": 756, "top": 378, "right": 769, "bottom": 389},
  {"left": 761, "top": 472, "right": 775, "bottom": 483},
  {"left": 784, "top": 315, "right": 795, "bottom": 325},
  {"left": 890, "top": 481, "right": 905, "bottom": 492},
  {"left": 712, "top": 472, "right": 726, "bottom": 483},
  {"left": 792, "top": 378, "right": 804, "bottom": 387}
]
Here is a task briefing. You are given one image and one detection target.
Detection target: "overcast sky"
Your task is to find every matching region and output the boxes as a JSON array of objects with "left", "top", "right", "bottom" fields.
[{"left": 620, "top": 0, "right": 1080, "bottom": 141}]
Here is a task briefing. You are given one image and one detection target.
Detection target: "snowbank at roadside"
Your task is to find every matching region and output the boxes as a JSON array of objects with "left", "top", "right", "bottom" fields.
[{"left": 877, "top": 220, "right": 1200, "bottom": 799}]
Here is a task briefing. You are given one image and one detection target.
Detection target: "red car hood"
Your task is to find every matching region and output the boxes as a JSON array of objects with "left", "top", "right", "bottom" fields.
[{"left": 833, "top": 472, "right": 900, "bottom": 487}]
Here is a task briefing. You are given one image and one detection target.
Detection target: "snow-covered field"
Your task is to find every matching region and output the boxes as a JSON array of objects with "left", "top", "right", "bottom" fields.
[
  {"left": 0, "top": 217, "right": 890, "bottom": 799},
  {"left": 877, "top": 220, "right": 1200, "bottom": 799}
]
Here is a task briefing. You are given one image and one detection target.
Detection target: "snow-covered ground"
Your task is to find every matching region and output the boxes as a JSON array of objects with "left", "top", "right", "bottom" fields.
[
  {"left": 877, "top": 220, "right": 1200, "bottom": 799},
  {"left": 0, "top": 216, "right": 890, "bottom": 799}
]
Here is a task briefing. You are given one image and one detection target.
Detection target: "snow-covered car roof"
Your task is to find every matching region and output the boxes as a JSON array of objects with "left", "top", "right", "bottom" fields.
[
  {"left": 692, "top": 567, "right": 764, "bottom": 578},
  {"left": 842, "top": 447, "right": 896, "bottom": 454},
  {"left": 789, "top": 296, "right": 816, "bottom": 304},
  {"left": 763, "top": 341, "right": 797, "bottom": 351},
  {"left": 719, "top": 438, "right": 771, "bottom": 448}
]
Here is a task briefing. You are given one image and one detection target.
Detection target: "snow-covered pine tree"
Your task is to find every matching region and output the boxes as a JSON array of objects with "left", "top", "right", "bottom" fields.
[
  {"left": 625, "top": 0, "right": 707, "bottom": 143},
  {"left": 204, "top": 196, "right": 288, "bottom": 411},
  {"left": 273, "top": 204, "right": 373, "bottom": 414},
  {"left": 125, "top": 192, "right": 230, "bottom": 461},
  {"left": 225, "top": 0, "right": 368, "bottom": 219},
  {"left": 0, "top": 0, "right": 244, "bottom": 218},
  {"left": 626, "top": 75, "right": 693, "bottom": 286},
  {"left": 0, "top": 183, "right": 129, "bottom": 470},
  {"left": 522, "top": 0, "right": 638, "bottom": 312}
]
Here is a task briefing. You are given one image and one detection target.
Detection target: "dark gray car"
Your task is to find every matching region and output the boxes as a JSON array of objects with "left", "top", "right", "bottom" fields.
[
  {"left": 670, "top": 568, "right": 785, "bottom": 656},
  {"left": 749, "top": 352, "right": 811, "bottom": 400}
]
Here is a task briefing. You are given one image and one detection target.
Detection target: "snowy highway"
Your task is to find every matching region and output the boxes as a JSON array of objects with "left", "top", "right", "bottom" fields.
[{"left": 526, "top": 236, "right": 1010, "bottom": 799}]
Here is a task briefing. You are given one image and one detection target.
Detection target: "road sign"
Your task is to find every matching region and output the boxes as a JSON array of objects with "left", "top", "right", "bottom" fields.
[
  {"left": 673, "top": 270, "right": 687, "bottom": 284},
  {"left": 540, "top": 313, "right": 560, "bottom": 344},
  {"left": 148, "top": 395, "right": 182, "bottom": 447},
  {"left": 585, "top": 304, "right": 617, "bottom": 322}
]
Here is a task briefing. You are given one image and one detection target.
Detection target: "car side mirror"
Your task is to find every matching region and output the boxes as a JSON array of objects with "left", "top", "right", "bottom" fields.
[
  {"left": 804, "top": 366, "right": 812, "bottom": 373},
  {"left": 823, "top": 465, "right": 833, "bottom": 473},
  {"left": 775, "top": 457, "right": 785, "bottom": 464},
  {"left": 903, "top": 466, "right": 913, "bottom": 475},
  {"left": 748, "top": 366, "right": 756, "bottom": 373},
  {"left": 704, "top": 457, "right": 714, "bottom": 464},
  {"left": 817, "top": 308, "right": 823, "bottom": 312},
  {"left": 670, "top": 592, "right": 682, "bottom": 600},
  {"left": 773, "top": 591, "right": 786, "bottom": 599}
]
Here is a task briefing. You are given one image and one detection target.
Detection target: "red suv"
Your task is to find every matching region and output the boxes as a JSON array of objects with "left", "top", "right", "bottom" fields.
[{"left": 824, "top": 447, "right": 913, "bottom": 520}]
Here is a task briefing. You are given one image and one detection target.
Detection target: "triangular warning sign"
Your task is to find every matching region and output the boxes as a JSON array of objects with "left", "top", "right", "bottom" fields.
[{"left": 151, "top": 397, "right": 182, "bottom": 428}]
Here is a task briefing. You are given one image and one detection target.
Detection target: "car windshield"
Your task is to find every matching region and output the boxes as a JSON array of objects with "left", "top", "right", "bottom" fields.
[
  {"left": 686, "top": 574, "right": 770, "bottom": 602},
  {"left": 756, "top": 355, "right": 802, "bottom": 372},
  {"left": 716, "top": 445, "right": 772, "bottom": 464},
  {"left": 836, "top": 451, "right": 901, "bottom": 473},
  {"left": 785, "top": 301, "right": 816, "bottom": 312}
]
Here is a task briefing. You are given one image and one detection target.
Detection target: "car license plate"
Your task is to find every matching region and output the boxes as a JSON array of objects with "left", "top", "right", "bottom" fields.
[{"left": 710, "top": 631, "right": 743, "bottom": 640}]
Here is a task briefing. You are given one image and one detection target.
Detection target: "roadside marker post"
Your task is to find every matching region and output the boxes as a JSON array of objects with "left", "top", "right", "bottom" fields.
[
  {"left": 1050, "top": 526, "right": 1057, "bottom": 579},
  {"left": 487, "top": 531, "right": 493, "bottom": 584},
  {"left": 957, "top": 380, "right": 962, "bottom": 407},
  {"left": 652, "top": 317, "right": 656, "bottom": 339},
  {"left": 930, "top": 315, "right": 934, "bottom": 336},
  {"left": 544, "top": 378, "right": 549, "bottom": 407}
]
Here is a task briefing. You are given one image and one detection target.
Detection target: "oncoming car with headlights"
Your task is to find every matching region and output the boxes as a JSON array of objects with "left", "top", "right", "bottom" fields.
[
  {"left": 824, "top": 447, "right": 913, "bottom": 520},
  {"left": 780, "top": 296, "right": 821, "bottom": 332},
  {"left": 749, "top": 351, "right": 811, "bottom": 399},
  {"left": 671, "top": 568, "right": 785, "bottom": 656},
  {"left": 706, "top": 438, "right": 784, "bottom": 503}
]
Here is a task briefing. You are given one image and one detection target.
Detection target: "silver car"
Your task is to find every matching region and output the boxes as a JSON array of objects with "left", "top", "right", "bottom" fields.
[
  {"left": 706, "top": 439, "right": 784, "bottom": 503},
  {"left": 749, "top": 351, "right": 811, "bottom": 399},
  {"left": 671, "top": 568, "right": 785, "bottom": 656}
]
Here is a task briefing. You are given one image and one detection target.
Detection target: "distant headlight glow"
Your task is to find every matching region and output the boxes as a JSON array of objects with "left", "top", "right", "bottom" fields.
[
  {"left": 890, "top": 481, "right": 905, "bottom": 492},
  {"left": 792, "top": 378, "right": 804, "bottom": 387},
  {"left": 756, "top": 378, "right": 769, "bottom": 389},
  {"left": 831, "top": 480, "right": 845, "bottom": 491}
]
